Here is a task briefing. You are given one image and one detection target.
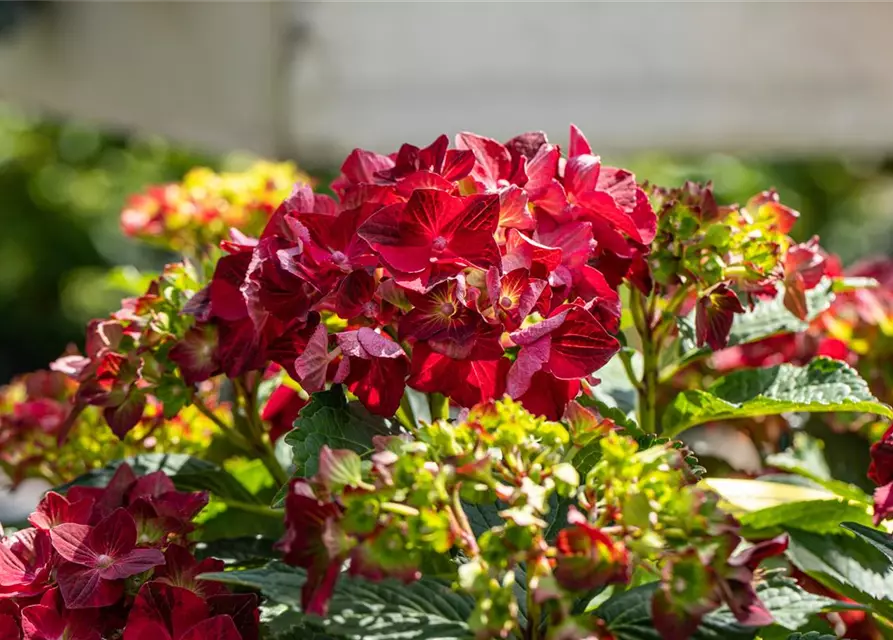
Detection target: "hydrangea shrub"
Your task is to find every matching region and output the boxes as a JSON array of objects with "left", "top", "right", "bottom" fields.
[{"left": 2, "top": 131, "right": 893, "bottom": 640}]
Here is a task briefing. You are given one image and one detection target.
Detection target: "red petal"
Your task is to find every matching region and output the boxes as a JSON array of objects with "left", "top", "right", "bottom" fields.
[
  {"left": 564, "top": 154, "right": 601, "bottom": 197},
  {"left": 50, "top": 524, "right": 96, "bottom": 566},
  {"left": 101, "top": 548, "right": 165, "bottom": 580},
  {"left": 455, "top": 132, "right": 512, "bottom": 188},
  {"left": 0, "top": 614, "right": 20, "bottom": 640},
  {"left": 497, "top": 185, "right": 534, "bottom": 230},
  {"left": 124, "top": 583, "right": 210, "bottom": 640},
  {"left": 22, "top": 604, "right": 65, "bottom": 639},
  {"left": 87, "top": 509, "right": 138, "bottom": 558},
  {"left": 56, "top": 563, "right": 123, "bottom": 609},
  {"left": 29, "top": 492, "right": 93, "bottom": 530},
  {"left": 515, "top": 372, "right": 580, "bottom": 420},
  {"left": 568, "top": 124, "right": 592, "bottom": 157},
  {"left": 103, "top": 392, "right": 147, "bottom": 439},
  {"left": 874, "top": 482, "right": 893, "bottom": 525},
  {"left": 696, "top": 284, "right": 746, "bottom": 351},
  {"left": 506, "top": 337, "right": 551, "bottom": 398},
  {"left": 207, "top": 593, "right": 260, "bottom": 640},
  {"left": 294, "top": 324, "right": 330, "bottom": 393},
  {"left": 180, "top": 616, "right": 242, "bottom": 640}
]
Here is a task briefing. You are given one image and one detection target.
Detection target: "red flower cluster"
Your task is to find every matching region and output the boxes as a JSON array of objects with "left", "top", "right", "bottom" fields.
[
  {"left": 51, "top": 263, "right": 203, "bottom": 440},
  {"left": 0, "top": 372, "right": 74, "bottom": 480},
  {"left": 0, "top": 464, "right": 259, "bottom": 639},
  {"left": 184, "top": 127, "right": 655, "bottom": 419}
]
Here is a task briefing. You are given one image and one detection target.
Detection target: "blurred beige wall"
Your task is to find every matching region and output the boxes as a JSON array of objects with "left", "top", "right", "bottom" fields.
[{"left": 2, "top": 2, "right": 893, "bottom": 162}]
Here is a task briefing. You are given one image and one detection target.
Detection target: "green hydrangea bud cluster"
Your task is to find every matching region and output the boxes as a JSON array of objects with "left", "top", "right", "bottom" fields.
[{"left": 280, "top": 398, "right": 781, "bottom": 639}]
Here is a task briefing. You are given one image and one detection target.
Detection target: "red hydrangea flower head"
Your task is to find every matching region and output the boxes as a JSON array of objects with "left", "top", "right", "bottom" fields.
[{"left": 184, "top": 127, "right": 651, "bottom": 422}]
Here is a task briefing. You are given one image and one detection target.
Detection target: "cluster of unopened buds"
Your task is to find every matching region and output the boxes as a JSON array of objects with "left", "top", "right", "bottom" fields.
[
  {"left": 0, "top": 464, "right": 259, "bottom": 639},
  {"left": 278, "top": 398, "right": 787, "bottom": 640}
]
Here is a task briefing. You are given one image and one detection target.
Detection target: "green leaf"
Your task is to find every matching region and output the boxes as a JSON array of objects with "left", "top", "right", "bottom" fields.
[
  {"left": 595, "top": 576, "right": 857, "bottom": 640},
  {"left": 784, "top": 633, "right": 836, "bottom": 640},
  {"left": 274, "top": 387, "right": 400, "bottom": 507},
  {"left": 194, "top": 536, "right": 278, "bottom": 565},
  {"left": 202, "top": 561, "right": 474, "bottom": 640},
  {"left": 787, "top": 528, "right": 893, "bottom": 620},
  {"left": 261, "top": 603, "right": 342, "bottom": 639},
  {"left": 577, "top": 395, "right": 641, "bottom": 435},
  {"left": 718, "top": 576, "right": 865, "bottom": 631},
  {"left": 738, "top": 499, "right": 873, "bottom": 537},
  {"left": 704, "top": 478, "right": 840, "bottom": 514},
  {"left": 202, "top": 561, "right": 307, "bottom": 603},
  {"left": 841, "top": 522, "right": 893, "bottom": 561},
  {"left": 663, "top": 358, "right": 893, "bottom": 438},
  {"left": 676, "top": 278, "right": 835, "bottom": 366},
  {"left": 587, "top": 352, "right": 640, "bottom": 419},
  {"left": 594, "top": 581, "right": 754, "bottom": 640},
  {"left": 56, "top": 453, "right": 259, "bottom": 504}
]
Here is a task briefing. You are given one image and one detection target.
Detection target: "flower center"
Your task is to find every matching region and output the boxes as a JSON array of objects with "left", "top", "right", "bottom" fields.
[
  {"left": 499, "top": 295, "right": 514, "bottom": 309},
  {"left": 439, "top": 302, "right": 456, "bottom": 317},
  {"left": 330, "top": 250, "right": 347, "bottom": 265},
  {"left": 431, "top": 236, "right": 448, "bottom": 253},
  {"left": 96, "top": 554, "right": 114, "bottom": 569}
]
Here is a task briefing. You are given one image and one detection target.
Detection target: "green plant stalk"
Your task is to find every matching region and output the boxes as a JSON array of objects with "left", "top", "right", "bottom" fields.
[
  {"left": 631, "top": 292, "right": 659, "bottom": 434},
  {"left": 192, "top": 396, "right": 254, "bottom": 452},
  {"left": 235, "top": 378, "right": 291, "bottom": 487},
  {"left": 429, "top": 393, "right": 450, "bottom": 421}
]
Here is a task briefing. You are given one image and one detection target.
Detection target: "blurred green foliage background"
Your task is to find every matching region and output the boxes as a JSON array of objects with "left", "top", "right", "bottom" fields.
[{"left": 2, "top": 103, "right": 892, "bottom": 382}]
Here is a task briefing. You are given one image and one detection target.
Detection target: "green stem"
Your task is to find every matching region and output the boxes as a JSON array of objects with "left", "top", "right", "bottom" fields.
[
  {"left": 429, "top": 393, "right": 450, "bottom": 421},
  {"left": 450, "top": 485, "right": 479, "bottom": 556},
  {"left": 632, "top": 292, "right": 659, "bottom": 434},
  {"left": 193, "top": 396, "right": 254, "bottom": 452},
  {"left": 380, "top": 501, "right": 420, "bottom": 517},
  {"left": 619, "top": 350, "right": 645, "bottom": 396},
  {"left": 235, "top": 378, "right": 290, "bottom": 487},
  {"left": 219, "top": 498, "right": 283, "bottom": 517}
]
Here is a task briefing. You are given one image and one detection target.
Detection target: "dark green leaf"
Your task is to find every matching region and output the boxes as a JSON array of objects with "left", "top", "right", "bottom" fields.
[
  {"left": 841, "top": 522, "right": 893, "bottom": 561},
  {"left": 577, "top": 395, "right": 641, "bottom": 435},
  {"left": 787, "top": 528, "right": 893, "bottom": 620},
  {"left": 676, "top": 278, "right": 835, "bottom": 365},
  {"left": 201, "top": 561, "right": 474, "bottom": 640},
  {"left": 785, "top": 633, "right": 837, "bottom": 640},
  {"left": 194, "top": 536, "right": 278, "bottom": 565},
  {"left": 712, "top": 576, "right": 864, "bottom": 631},
  {"left": 594, "top": 581, "right": 754, "bottom": 640},
  {"left": 663, "top": 358, "right": 893, "bottom": 438},
  {"left": 201, "top": 561, "right": 307, "bottom": 603},
  {"left": 261, "top": 603, "right": 342, "bottom": 639},
  {"left": 56, "top": 453, "right": 260, "bottom": 504},
  {"left": 274, "top": 387, "right": 400, "bottom": 507},
  {"left": 595, "top": 576, "right": 854, "bottom": 640}
]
